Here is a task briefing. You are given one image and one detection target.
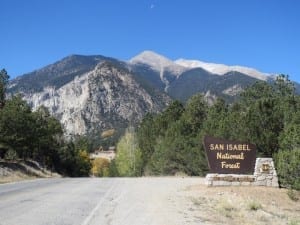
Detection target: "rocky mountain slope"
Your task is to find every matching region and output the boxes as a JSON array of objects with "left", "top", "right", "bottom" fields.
[
  {"left": 9, "top": 50, "right": 298, "bottom": 139},
  {"left": 9, "top": 56, "right": 171, "bottom": 139}
]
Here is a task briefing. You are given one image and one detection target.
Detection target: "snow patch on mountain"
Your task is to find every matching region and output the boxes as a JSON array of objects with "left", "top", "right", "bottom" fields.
[
  {"left": 130, "top": 51, "right": 270, "bottom": 81},
  {"left": 129, "top": 50, "right": 189, "bottom": 92},
  {"left": 175, "top": 59, "right": 269, "bottom": 81}
]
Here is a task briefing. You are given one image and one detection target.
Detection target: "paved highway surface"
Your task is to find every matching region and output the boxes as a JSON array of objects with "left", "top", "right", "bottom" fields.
[{"left": 0, "top": 177, "right": 203, "bottom": 225}]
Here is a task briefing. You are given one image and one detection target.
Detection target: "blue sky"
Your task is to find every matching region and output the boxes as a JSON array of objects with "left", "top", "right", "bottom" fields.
[{"left": 1, "top": 0, "right": 300, "bottom": 82}]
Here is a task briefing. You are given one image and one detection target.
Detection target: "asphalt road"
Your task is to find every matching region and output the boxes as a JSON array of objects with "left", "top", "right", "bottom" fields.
[{"left": 0, "top": 177, "right": 203, "bottom": 225}]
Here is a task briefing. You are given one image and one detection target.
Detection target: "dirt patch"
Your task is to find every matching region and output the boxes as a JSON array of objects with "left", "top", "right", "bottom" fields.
[{"left": 180, "top": 184, "right": 300, "bottom": 225}]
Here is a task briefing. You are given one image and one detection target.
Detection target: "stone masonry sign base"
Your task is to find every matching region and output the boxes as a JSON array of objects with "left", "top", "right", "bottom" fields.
[{"left": 205, "top": 158, "right": 279, "bottom": 187}]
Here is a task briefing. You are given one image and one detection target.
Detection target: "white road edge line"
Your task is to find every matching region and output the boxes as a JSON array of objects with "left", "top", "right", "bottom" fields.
[{"left": 81, "top": 180, "right": 117, "bottom": 225}]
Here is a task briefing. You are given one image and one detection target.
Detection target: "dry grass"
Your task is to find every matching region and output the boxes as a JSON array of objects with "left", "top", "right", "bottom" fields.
[
  {"left": 0, "top": 172, "right": 36, "bottom": 184},
  {"left": 182, "top": 184, "right": 300, "bottom": 225},
  {"left": 0, "top": 160, "right": 60, "bottom": 184}
]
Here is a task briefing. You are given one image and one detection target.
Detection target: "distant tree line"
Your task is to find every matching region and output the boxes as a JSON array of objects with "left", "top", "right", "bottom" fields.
[
  {"left": 112, "top": 74, "right": 299, "bottom": 189},
  {"left": 0, "top": 69, "right": 91, "bottom": 176}
]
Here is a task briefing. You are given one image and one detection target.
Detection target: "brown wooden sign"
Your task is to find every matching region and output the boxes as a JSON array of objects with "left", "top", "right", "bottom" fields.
[{"left": 203, "top": 136, "right": 256, "bottom": 174}]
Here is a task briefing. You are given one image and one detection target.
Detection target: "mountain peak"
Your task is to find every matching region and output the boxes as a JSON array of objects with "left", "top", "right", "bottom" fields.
[
  {"left": 130, "top": 50, "right": 173, "bottom": 66},
  {"left": 129, "top": 50, "right": 187, "bottom": 76}
]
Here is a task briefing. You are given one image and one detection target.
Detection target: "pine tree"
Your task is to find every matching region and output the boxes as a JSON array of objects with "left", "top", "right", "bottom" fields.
[{"left": 0, "top": 69, "right": 9, "bottom": 108}]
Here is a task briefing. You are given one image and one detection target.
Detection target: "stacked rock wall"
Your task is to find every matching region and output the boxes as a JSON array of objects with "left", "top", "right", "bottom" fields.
[{"left": 205, "top": 158, "right": 279, "bottom": 187}]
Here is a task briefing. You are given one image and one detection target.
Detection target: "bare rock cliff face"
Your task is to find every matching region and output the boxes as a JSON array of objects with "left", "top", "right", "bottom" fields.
[{"left": 21, "top": 62, "right": 170, "bottom": 137}]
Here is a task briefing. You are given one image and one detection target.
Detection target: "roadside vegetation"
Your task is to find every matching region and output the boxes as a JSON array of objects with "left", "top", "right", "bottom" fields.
[
  {"left": 187, "top": 185, "right": 300, "bottom": 225},
  {"left": 0, "top": 69, "right": 91, "bottom": 177}
]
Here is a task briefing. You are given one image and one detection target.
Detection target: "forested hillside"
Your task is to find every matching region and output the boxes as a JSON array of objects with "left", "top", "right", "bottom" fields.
[{"left": 113, "top": 75, "right": 300, "bottom": 189}]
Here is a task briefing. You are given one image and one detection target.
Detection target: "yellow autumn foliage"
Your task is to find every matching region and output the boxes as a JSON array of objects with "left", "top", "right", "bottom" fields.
[{"left": 91, "top": 158, "right": 110, "bottom": 177}]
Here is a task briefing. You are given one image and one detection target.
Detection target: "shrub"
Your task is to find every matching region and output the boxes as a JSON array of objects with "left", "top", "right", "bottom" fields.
[
  {"left": 247, "top": 200, "right": 262, "bottom": 211},
  {"left": 275, "top": 148, "right": 300, "bottom": 190},
  {"left": 4, "top": 149, "right": 18, "bottom": 161},
  {"left": 287, "top": 189, "right": 299, "bottom": 202},
  {"left": 91, "top": 158, "right": 110, "bottom": 177}
]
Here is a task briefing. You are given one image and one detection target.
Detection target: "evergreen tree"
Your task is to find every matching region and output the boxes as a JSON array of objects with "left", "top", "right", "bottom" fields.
[
  {"left": 148, "top": 119, "right": 208, "bottom": 176},
  {"left": 155, "top": 100, "right": 185, "bottom": 134},
  {"left": 32, "top": 106, "right": 63, "bottom": 167},
  {"left": 0, "top": 69, "right": 9, "bottom": 108},
  {"left": 56, "top": 142, "right": 91, "bottom": 177},
  {"left": 0, "top": 95, "right": 35, "bottom": 159},
  {"left": 202, "top": 98, "right": 230, "bottom": 139},
  {"left": 182, "top": 93, "right": 208, "bottom": 134},
  {"left": 137, "top": 113, "right": 157, "bottom": 171},
  {"left": 137, "top": 101, "right": 185, "bottom": 172}
]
